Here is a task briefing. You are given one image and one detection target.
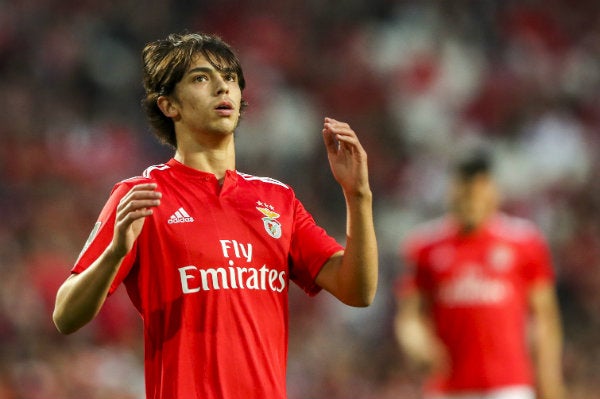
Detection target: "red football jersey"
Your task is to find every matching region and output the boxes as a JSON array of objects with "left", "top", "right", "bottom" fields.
[
  {"left": 72, "top": 159, "right": 343, "bottom": 399},
  {"left": 400, "top": 214, "right": 554, "bottom": 394}
]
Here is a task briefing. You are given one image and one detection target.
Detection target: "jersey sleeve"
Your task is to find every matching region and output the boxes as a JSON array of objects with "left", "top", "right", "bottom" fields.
[
  {"left": 520, "top": 226, "right": 555, "bottom": 286},
  {"left": 288, "top": 197, "right": 344, "bottom": 296},
  {"left": 71, "top": 181, "right": 139, "bottom": 295},
  {"left": 396, "top": 231, "right": 430, "bottom": 299}
]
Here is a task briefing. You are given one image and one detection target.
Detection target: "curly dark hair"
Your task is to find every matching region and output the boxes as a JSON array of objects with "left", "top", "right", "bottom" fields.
[{"left": 141, "top": 32, "right": 247, "bottom": 148}]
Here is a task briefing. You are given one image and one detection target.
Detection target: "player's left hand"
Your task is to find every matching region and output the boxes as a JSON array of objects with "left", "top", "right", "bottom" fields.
[{"left": 322, "top": 117, "right": 371, "bottom": 198}]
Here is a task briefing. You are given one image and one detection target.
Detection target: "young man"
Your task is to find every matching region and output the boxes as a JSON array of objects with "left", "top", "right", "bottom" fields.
[
  {"left": 53, "top": 32, "right": 378, "bottom": 399},
  {"left": 394, "top": 149, "right": 566, "bottom": 399}
]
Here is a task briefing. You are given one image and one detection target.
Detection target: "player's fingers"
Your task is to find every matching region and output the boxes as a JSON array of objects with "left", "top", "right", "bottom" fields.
[
  {"left": 118, "top": 186, "right": 161, "bottom": 211},
  {"left": 334, "top": 133, "right": 366, "bottom": 154},
  {"left": 126, "top": 199, "right": 161, "bottom": 212},
  {"left": 324, "top": 117, "right": 350, "bottom": 129},
  {"left": 324, "top": 120, "right": 358, "bottom": 141},
  {"left": 122, "top": 183, "right": 160, "bottom": 200},
  {"left": 114, "top": 208, "right": 154, "bottom": 231},
  {"left": 334, "top": 133, "right": 359, "bottom": 145},
  {"left": 117, "top": 196, "right": 161, "bottom": 214},
  {"left": 125, "top": 183, "right": 158, "bottom": 194},
  {"left": 120, "top": 208, "right": 154, "bottom": 221},
  {"left": 322, "top": 128, "right": 339, "bottom": 153},
  {"left": 115, "top": 200, "right": 159, "bottom": 235},
  {"left": 323, "top": 119, "right": 360, "bottom": 149},
  {"left": 324, "top": 124, "right": 352, "bottom": 139}
]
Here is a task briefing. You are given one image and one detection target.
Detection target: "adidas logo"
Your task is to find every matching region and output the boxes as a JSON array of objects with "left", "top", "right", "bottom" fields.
[{"left": 168, "top": 207, "right": 195, "bottom": 224}]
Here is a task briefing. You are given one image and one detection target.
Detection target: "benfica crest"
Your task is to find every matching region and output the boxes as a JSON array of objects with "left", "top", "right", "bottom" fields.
[{"left": 256, "top": 204, "right": 282, "bottom": 239}]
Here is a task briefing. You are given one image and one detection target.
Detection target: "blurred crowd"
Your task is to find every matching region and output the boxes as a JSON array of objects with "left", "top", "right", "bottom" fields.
[{"left": 2, "top": 0, "right": 600, "bottom": 398}]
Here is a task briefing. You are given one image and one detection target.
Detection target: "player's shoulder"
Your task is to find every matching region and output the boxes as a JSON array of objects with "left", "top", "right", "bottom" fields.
[
  {"left": 140, "top": 162, "right": 172, "bottom": 179},
  {"left": 111, "top": 163, "right": 168, "bottom": 191},
  {"left": 236, "top": 171, "right": 291, "bottom": 191},
  {"left": 491, "top": 213, "right": 544, "bottom": 242},
  {"left": 129, "top": 162, "right": 172, "bottom": 181},
  {"left": 404, "top": 216, "right": 453, "bottom": 250}
]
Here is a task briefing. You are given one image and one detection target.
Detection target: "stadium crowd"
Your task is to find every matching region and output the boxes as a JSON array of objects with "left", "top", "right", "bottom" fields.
[{"left": 1, "top": 0, "right": 600, "bottom": 397}]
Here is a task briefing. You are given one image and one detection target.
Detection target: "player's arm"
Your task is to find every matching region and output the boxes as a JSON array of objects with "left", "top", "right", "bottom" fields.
[
  {"left": 52, "top": 183, "right": 161, "bottom": 334},
  {"left": 395, "top": 290, "right": 448, "bottom": 373},
  {"left": 315, "top": 118, "right": 378, "bottom": 307},
  {"left": 529, "top": 281, "right": 567, "bottom": 399}
]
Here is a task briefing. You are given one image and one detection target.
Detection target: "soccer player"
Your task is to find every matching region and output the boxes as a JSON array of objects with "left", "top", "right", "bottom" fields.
[
  {"left": 52, "top": 32, "right": 378, "bottom": 399},
  {"left": 394, "top": 148, "right": 566, "bottom": 399}
]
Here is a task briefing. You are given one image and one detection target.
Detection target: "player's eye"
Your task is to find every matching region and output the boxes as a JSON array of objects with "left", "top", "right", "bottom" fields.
[
  {"left": 194, "top": 75, "right": 208, "bottom": 82},
  {"left": 224, "top": 73, "right": 237, "bottom": 82}
]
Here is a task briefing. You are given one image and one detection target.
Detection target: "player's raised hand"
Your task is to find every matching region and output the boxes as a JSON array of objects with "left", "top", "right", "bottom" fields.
[
  {"left": 322, "top": 117, "right": 370, "bottom": 197},
  {"left": 111, "top": 183, "right": 161, "bottom": 258}
]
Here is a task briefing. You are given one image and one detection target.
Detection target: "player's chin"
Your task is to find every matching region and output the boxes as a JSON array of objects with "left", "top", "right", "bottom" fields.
[
  {"left": 215, "top": 118, "right": 239, "bottom": 134},
  {"left": 207, "top": 122, "right": 235, "bottom": 136}
]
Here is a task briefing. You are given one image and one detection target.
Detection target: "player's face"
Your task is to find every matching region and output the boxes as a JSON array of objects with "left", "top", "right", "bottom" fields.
[
  {"left": 169, "top": 54, "right": 242, "bottom": 140},
  {"left": 450, "top": 173, "right": 498, "bottom": 231}
]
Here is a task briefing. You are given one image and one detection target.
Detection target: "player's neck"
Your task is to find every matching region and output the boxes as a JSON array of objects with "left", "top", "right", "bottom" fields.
[
  {"left": 174, "top": 138, "right": 235, "bottom": 182},
  {"left": 459, "top": 223, "right": 481, "bottom": 235},
  {"left": 457, "top": 216, "right": 492, "bottom": 235}
]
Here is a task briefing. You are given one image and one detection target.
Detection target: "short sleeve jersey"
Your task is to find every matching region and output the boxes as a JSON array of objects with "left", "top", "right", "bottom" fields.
[
  {"left": 399, "top": 214, "right": 554, "bottom": 393},
  {"left": 72, "top": 159, "right": 343, "bottom": 399}
]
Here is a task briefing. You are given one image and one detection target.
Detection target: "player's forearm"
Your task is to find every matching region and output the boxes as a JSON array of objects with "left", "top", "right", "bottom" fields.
[
  {"left": 534, "top": 315, "right": 566, "bottom": 399},
  {"left": 53, "top": 246, "right": 124, "bottom": 334},
  {"left": 338, "top": 190, "right": 378, "bottom": 306},
  {"left": 395, "top": 294, "right": 446, "bottom": 369},
  {"left": 535, "top": 343, "right": 566, "bottom": 398},
  {"left": 532, "top": 288, "right": 566, "bottom": 399},
  {"left": 396, "top": 312, "right": 431, "bottom": 363}
]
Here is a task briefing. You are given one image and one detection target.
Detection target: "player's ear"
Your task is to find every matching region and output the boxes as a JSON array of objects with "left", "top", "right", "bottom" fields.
[{"left": 157, "top": 95, "right": 179, "bottom": 118}]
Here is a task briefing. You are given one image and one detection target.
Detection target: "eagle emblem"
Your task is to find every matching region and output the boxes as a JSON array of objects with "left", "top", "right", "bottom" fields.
[{"left": 256, "top": 205, "right": 282, "bottom": 239}]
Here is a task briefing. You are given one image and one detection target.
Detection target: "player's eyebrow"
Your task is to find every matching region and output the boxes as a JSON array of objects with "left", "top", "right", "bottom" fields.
[
  {"left": 186, "top": 66, "right": 215, "bottom": 75},
  {"left": 186, "top": 65, "right": 238, "bottom": 80}
]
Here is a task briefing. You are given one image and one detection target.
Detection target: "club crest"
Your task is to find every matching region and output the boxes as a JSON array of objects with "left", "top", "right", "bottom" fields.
[{"left": 256, "top": 203, "right": 282, "bottom": 239}]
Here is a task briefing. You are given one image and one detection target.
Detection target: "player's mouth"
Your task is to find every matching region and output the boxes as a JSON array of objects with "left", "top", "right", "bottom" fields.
[{"left": 215, "top": 101, "right": 235, "bottom": 116}]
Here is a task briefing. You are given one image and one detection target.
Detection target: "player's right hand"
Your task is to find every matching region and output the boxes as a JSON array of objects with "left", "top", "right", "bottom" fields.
[{"left": 110, "top": 183, "right": 161, "bottom": 258}]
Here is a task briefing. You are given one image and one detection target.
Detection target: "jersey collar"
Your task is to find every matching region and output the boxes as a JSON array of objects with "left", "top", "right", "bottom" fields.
[{"left": 166, "top": 158, "right": 238, "bottom": 190}]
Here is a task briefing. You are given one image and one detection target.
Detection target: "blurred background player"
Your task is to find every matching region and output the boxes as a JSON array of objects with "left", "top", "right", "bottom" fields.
[{"left": 394, "top": 147, "right": 566, "bottom": 399}]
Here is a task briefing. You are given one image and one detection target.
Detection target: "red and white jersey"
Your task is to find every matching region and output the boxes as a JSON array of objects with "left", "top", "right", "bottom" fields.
[
  {"left": 73, "top": 159, "right": 343, "bottom": 399},
  {"left": 399, "top": 214, "right": 554, "bottom": 394}
]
